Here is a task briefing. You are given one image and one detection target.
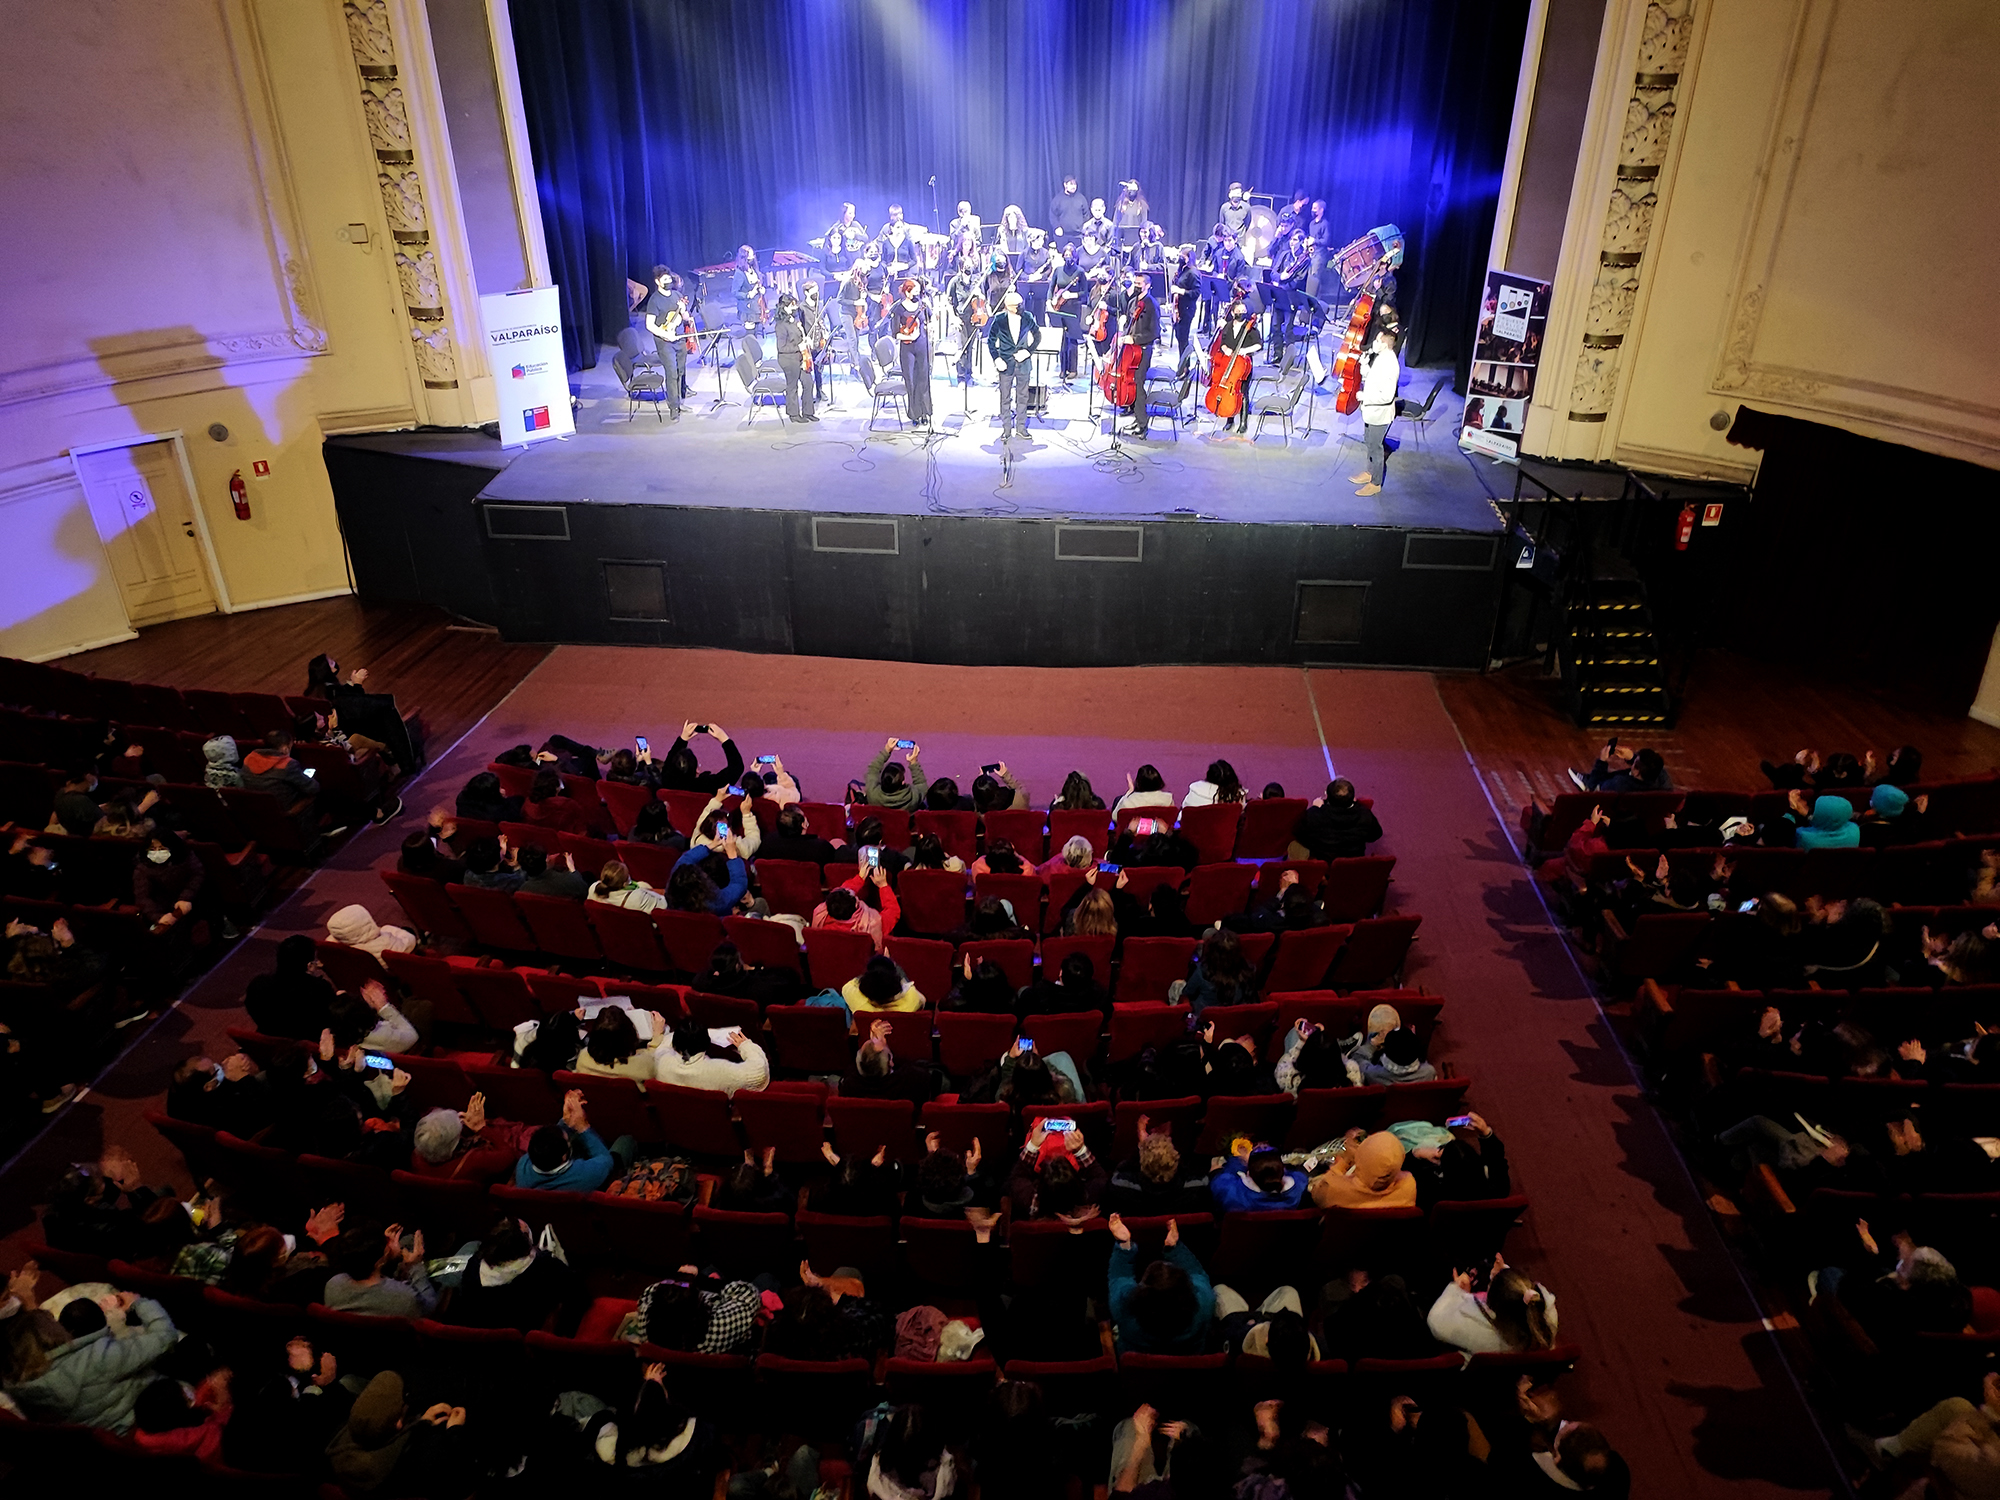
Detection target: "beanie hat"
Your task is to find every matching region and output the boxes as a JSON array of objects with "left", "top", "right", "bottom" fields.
[
  {"left": 1365, "top": 1003, "right": 1401, "bottom": 1037},
  {"left": 412, "top": 1108, "right": 463, "bottom": 1164},
  {"left": 348, "top": 1371, "right": 406, "bottom": 1448}
]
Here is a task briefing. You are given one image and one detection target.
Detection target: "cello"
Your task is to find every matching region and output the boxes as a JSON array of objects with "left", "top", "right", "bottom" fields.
[
  {"left": 1204, "top": 318, "right": 1255, "bottom": 420},
  {"left": 1330, "top": 258, "right": 1390, "bottom": 416},
  {"left": 1097, "top": 282, "right": 1146, "bottom": 411}
]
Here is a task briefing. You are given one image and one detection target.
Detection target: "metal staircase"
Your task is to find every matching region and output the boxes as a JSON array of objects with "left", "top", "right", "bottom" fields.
[{"left": 1563, "top": 577, "right": 1672, "bottom": 728}]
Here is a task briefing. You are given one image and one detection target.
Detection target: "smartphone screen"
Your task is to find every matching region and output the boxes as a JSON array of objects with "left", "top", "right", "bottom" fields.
[
  {"left": 1017, "top": 1037, "right": 1034, "bottom": 1051},
  {"left": 363, "top": 1054, "right": 394, "bottom": 1071},
  {"left": 1445, "top": 1114, "right": 1475, "bottom": 1130},
  {"left": 865, "top": 846, "right": 881, "bottom": 867},
  {"left": 981, "top": 762, "right": 1001, "bottom": 774},
  {"left": 757, "top": 754, "right": 778, "bottom": 764},
  {"left": 725, "top": 785, "right": 745, "bottom": 798},
  {"left": 635, "top": 735, "right": 649, "bottom": 753},
  {"left": 1737, "top": 899, "right": 1759, "bottom": 913},
  {"left": 1041, "top": 1116, "right": 1074, "bottom": 1134},
  {"left": 303, "top": 767, "right": 317, "bottom": 778},
  {"left": 1097, "top": 862, "right": 1120, "bottom": 875},
  {"left": 895, "top": 739, "right": 915, "bottom": 750}
]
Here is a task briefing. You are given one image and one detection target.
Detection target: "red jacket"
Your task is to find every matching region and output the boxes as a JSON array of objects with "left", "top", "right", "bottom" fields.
[{"left": 811, "top": 872, "right": 901, "bottom": 952}]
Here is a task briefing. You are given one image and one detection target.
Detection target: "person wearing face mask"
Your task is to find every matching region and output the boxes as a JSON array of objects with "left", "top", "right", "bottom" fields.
[
  {"left": 133, "top": 831, "right": 210, "bottom": 947},
  {"left": 892, "top": 279, "right": 934, "bottom": 427}
]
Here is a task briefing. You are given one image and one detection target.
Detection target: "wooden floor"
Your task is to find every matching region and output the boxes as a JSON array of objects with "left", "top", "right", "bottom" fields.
[
  {"left": 1438, "top": 649, "right": 2000, "bottom": 827},
  {"left": 65, "top": 598, "right": 551, "bottom": 764}
]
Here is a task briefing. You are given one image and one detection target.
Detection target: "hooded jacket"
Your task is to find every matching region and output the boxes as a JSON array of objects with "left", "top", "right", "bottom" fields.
[
  {"left": 202, "top": 735, "right": 244, "bottom": 788},
  {"left": 1310, "top": 1131, "right": 1418, "bottom": 1210},
  {"left": 1107, "top": 1240, "right": 1214, "bottom": 1354},
  {"left": 4, "top": 1297, "right": 179, "bottom": 1432},
  {"left": 326, "top": 904, "right": 417, "bottom": 957},
  {"left": 1295, "top": 797, "right": 1385, "bottom": 861},
  {"left": 1795, "top": 795, "right": 1861, "bottom": 850},
  {"left": 1209, "top": 1160, "right": 1308, "bottom": 1213},
  {"left": 863, "top": 747, "right": 929, "bottom": 811},
  {"left": 244, "top": 748, "right": 317, "bottom": 809}
]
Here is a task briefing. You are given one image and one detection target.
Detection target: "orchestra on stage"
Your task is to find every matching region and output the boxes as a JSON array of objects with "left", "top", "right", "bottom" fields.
[{"left": 623, "top": 176, "right": 1406, "bottom": 443}]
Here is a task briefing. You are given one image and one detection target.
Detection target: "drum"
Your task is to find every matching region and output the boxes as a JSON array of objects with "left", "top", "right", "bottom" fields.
[{"left": 1239, "top": 205, "right": 1280, "bottom": 266}]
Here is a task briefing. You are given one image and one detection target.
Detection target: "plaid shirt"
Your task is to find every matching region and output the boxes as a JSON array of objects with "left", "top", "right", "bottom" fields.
[{"left": 635, "top": 1276, "right": 761, "bottom": 1354}]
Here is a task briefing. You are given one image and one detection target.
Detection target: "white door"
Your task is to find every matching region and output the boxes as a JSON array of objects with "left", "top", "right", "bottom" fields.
[{"left": 74, "top": 439, "right": 217, "bottom": 626}]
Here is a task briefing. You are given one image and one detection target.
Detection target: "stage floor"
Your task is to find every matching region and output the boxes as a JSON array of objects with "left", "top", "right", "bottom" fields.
[{"left": 472, "top": 343, "right": 1509, "bottom": 531}]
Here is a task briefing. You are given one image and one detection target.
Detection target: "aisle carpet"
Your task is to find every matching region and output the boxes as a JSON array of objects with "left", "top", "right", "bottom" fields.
[{"left": 0, "top": 648, "right": 1842, "bottom": 1495}]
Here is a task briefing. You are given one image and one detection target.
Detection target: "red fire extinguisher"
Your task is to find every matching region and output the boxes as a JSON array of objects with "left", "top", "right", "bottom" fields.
[
  {"left": 1674, "top": 503, "right": 1695, "bottom": 551},
  {"left": 229, "top": 469, "right": 251, "bottom": 520}
]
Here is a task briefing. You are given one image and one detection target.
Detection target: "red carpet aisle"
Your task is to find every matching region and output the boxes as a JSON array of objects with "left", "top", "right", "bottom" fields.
[{"left": 0, "top": 648, "right": 1842, "bottom": 1495}]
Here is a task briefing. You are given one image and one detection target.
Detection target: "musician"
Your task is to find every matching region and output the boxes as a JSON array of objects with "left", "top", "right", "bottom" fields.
[
  {"left": 732, "top": 245, "right": 767, "bottom": 333},
  {"left": 641, "top": 265, "right": 689, "bottom": 420},
  {"left": 1166, "top": 248, "right": 1200, "bottom": 373},
  {"left": 1073, "top": 231, "right": 1110, "bottom": 282},
  {"left": 1275, "top": 188, "right": 1311, "bottom": 245},
  {"left": 1132, "top": 224, "right": 1168, "bottom": 273},
  {"left": 1112, "top": 180, "right": 1149, "bottom": 250},
  {"left": 1303, "top": 200, "right": 1333, "bottom": 292},
  {"left": 1213, "top": 301, "right": 1262, "bottom": 437},
  {"left": 1197, "top": 233, "right": 1247, "bottom": 335},
  {"left": 1049, "top": 263, "right": 1085, "bottom": 381},
  {"left": 1270, "top": 232, "right": 1315, "bottom": 365},
  {"left": 986, "top": 289, "right": 1039, "bottom": 441},
  {"left": 771, "top": 292, "right": 818, "bottom": 423},
  {"left": 1116, "top": 271, "right": 1159, "bottom": 439},
  {"left": 1021, "top": 232, "right": 1056, "bottom": 292},
  {"left": 800, "top": 279, "right": 832, "bottom": 403},
  {"left": 823, "top": 204, "right": 869, "bottom": 271},
  {"left": 996, "top": 205, "right": 1030, "bottom": 271},
  {"left": 949, "top": 200, "right": 980, "bottom": 242},
  {"left": 1049, "top": 174, "right": 1087, "bottom": 245},
  {"left": 1085, "top": 266, "right": 1118, "bottom": 367},
  {"left": 1218, "top": 183, "right": 1251, "bottom": 238},
  {"left": 836, "top": 256, "right": 872, "bottom": 338},
  {"left": 946, "top": 256, "right": 985, "bottom": 387},
  {"left": 1081, "top": 198, "right": 1113, "bottom": 246},
  {"left": 892, "top": 278, "right": 934, "bottom": 426},
  {"left": 1354, "top": 327, "right": 1401, "bottom": 496},
  {"left": 878, "top": 205, "right": 916, "bottom": 277}
]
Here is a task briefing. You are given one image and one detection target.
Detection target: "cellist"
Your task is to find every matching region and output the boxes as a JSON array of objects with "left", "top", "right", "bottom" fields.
[
  {"left": 1207, "top": 300, "right": 1261, "bottom": 439},
  {"left": 1115, "top": 270, "right": 1159, "bottom": 439}
]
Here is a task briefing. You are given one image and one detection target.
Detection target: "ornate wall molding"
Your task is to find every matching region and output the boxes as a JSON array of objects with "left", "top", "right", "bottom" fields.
[
  {"left": 1564, "top": 0, "right": 1696, "bottom": 424},
  {"left": 341, "top": 0, "right": 461, "bottom": 390}
]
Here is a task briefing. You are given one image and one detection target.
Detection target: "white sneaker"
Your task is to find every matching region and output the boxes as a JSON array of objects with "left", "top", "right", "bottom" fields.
[{"left": 1566, "top": 769, "right": 1588, "bottom": 791}]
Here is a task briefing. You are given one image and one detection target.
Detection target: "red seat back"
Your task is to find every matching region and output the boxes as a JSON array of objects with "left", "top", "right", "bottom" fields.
[
  {"left": 1107, "top": 1004, "right": 1193, "bottom": 1063},
  {"left": 900, "top": 1216, "right": 982, "bottom": 1291},
  {"left": 1237, "top": 798, "right": 1307, "bottom": 858},
  {"left": 736, "top": 1088, "right": 829, "bottom": 1164},
  {"left": 516, "top": 891, "right": 605, "bottom": 962},
  {"left": 1324, "top": 916, "right": 1420, "bottom": 991},
  {"left": 596, "top": 779, "right": 656, "bottom": 836},
  {"left": 914, "top": 810, "right": 978, "bottom": 862},
  {"left": 1253, "top": 860, "right": 1327, "bottom": 904},
  {"left": 1285, "top": 1085, "right": 1388, "bottom": 1147},
  {"left": 1040, "top": 934, "right": 1115, "bottom": 988},
  {"left": 983, "top": 808, "right": 1047, "bottom": 860},
  {"left": 1184, "top": 862, "right": 1255, "bottom": 925},
  {"left": 804, "top": 927, "right": 875, "bottom": 991},
  {"left": 767, "top": 1005, "right": 857, "bottom": 1073},
  {"left": 643, "top": 1081, "right": 743, "bottom": 1155},
  {"left": 973, "top": 872, "right": 1044, "bottom": 928},
  {"left": 1323, "top": 857, "right": 1396, "bottom": 922},
  {"left": 795, "top": 801, "right": 848, "bottom": 842},
  {"left": 1377, "top": 1077, "right": 1471, "bottom": 1126},
  {"left": 1263, "top": 926, "right": 1351, "bottom": 993},
  {"left": 1111, "top": 1095, "right": 1203, "bottom": 1160},
  {"left": 1115, "top": 937, "right": 1198, "bottom": 1003},
  {"left": 885, "top": 935, "right": 954, "bottom": 1007},
  {"left": 797, "top": 1210, "right": 899, "bottom": 1278},
  {"left": 462, "top": 1060, "right": 562, "bottom": 1124},
  {"left": 1020, "top": 1010, "right": 1103, "bottom": 1066},
  {"left": 588, "top": 903, "right": 671, "bottom": 971},
  {"left": 920, "top": 1100, "right": 1014, "bottom": 1162},
  {"left": 315, "top": 939, "right": 389, "bottom": 992},
  {"left": 897, "top": 868, "right": 970, "bottom": 935},
  {"left": 1177, "top": 804, "right": 1242, "bottom": 865},
  {"left": 753, "top": 858, "right": 825, "bottom": 919},
  {"left": 454, "top": 966, "right": 540, "bottom": 1030},
  {"left": 1195, "top": 1093, "right": 1296, "bottom": 1154},
  {"left": 827, "top": 1096, "right": 919, "bottom": 1162},
  {"left": 722, "top": 914, "right": 803, "bottom": 975},
  {"left": 959, "top": 937, "right": 1034, "bottom": 990},
  {"left": 447, "top": 883, "right": 537, "bottom": 951},
  {"left": 1048, "top": 809, "right": 1111, "bottom": 858},
  {"left": 652, "top": 909, "right": 728, "bottom": 972},
  {"left": 935, "top": 1011, "right": 1018, "bottom": 1075},
  {"left": 379, "top": 869, "right": 475, "bottom": 942},
  {"left": 848, "top": 806, "right": 912, "bottom": 846}
]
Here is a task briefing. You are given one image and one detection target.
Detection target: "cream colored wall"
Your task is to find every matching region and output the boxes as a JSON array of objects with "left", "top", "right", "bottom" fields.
[
  {"left": 1515, "top": 0, "right": 2000, "bottom": 477},
  {"left": 0, "top": 0, "right": 521, "bottom": 662}
]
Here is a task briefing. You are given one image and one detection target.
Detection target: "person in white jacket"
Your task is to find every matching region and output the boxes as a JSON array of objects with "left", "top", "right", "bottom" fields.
[
  {"left": 655, "top": 1018, "right": 769, "bottom": 1096},
  {"left": 326, "top": 903, "right": 417, "bottom": 958},
  {"left": 1351, "top": 327, "right": 1401, "bottom": 496},
  {"left": 1427, "top": 1255, "right": 1558, "bottom": 1359}
]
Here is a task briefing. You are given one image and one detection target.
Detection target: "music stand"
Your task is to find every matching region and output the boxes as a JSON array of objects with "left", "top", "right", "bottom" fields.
[{"left": 696, "top": 327, "right": 734, "bottom": 412}]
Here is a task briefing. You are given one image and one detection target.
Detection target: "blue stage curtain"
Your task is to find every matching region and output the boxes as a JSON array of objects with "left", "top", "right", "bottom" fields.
[{"left": 510, "top": 0, "right": 1529, "bottom": 373}]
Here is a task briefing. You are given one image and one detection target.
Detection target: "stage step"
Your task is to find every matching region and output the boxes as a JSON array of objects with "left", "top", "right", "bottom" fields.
[{"left": 1563, "top": 578, "right": 1673, "bottom": 728}]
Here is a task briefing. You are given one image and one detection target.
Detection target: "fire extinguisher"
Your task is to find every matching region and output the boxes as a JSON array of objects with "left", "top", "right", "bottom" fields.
[
  {"left": 1674, "top": 503, "right": 1695, "bottom": 551},
  {"left": 229, "top": 469, "right": 251, "bottom": 520}
]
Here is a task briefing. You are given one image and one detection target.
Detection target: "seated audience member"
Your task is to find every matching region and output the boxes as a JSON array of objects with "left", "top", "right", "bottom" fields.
[
  {"left": 323, "top": 1223, "right": 438, "bottom": 1317},
  {"left": 128, "top": 1369, "right": 232, "bottom": 1460},
  {"left": 1106, "top": 1213, "right": 1213, "bottom": 1353},
  {"left": 399, "top": 823, "right": 464, "bottom": 884},
  {"left": 589, "top": 860, "right": 664, "bottom": 913},
  {"left": 812, "top": 1142, "right": 903, "bottom": 1216},
  {"left": 516, "top": 1090, "right": 633, "bottom": 1191},
  {"left": 411, "top": 1092, "right": 532, "bottom": 1183},
  {"left": 4, "top": 1289, "right": 180, "bottom": 1431},
  {"left": 455, "top": 770, "right": 523, "bottom": 824},
  {"left": 576, "top": 1004, "right": 671, "bottom": 1081},
  {"left": 656, "top": 1018, "right": 769, "bottom": 1095},
  {"left": 1213, "top": 1283, "right": 1320, "bottom": 1362},
  {"left": 325, "top": 1371, "right": 474, "bottom": 1499},
  {"left": 863, "top": 737, "right": 928, "bottom": 810},
  {"left": 1210, "top": 1139, "right": 1307, "bottom": 1211},
  {"left": 446, "top": 1215, "right": 583, "bottom": 1333},
  {"left": 907, "top": 1132, "right": 998, "bottom": 1219},
  {"left": 862, "top": 1404, "right": 955, "bottom": 1500},
  {"left": 903, "top": 830, "right": 965, "bottom": 876},
  {"left": 1274, "top": 1019, "right": 1349, "bottom": 1094},
  {"left": 1179, "top": 927, "right": 1256, "bottom": 1013},
  {"left": 2, "top": 829, "right": 60, "bottom": 901},
  {"left": 1201, "top": 1024, "right": 1272, "bottom": 1097},
  {"left": 1229, "top": 869, "right": 1328, "bottom": 935},
  {"left": 761, "top": 804, "right": 846, "bottom": 864},
  {"left": 668, "top": 839, "right": 749, "bottom": 916},
  {"left": 462, "top": 836, "right": 525, "bottom": 892},
  {"left": 697, "top": 941, "right": 804, "bottom": 1007},
  {"left": 956, "top": 893, "right": 1033, "bottom": 945},
  {"left": 1410, "top": 1112, "right": 1514, "bottom": 1206},
  {"left": 992, "top": 1040, "right": 1085, "bottom": 1108},
  {"left": 969, "top": 836, "right": 1030, "bottom": 880},
  {"left": 638, "top": 1268, "right": 762, "bottom": 1354},
  {"left": 1108, "top": 1123, "right": 1212, "bottom": 1216},
  {"left": 1310, "top": 1131, "right": 1418, "bottom": 1209},
  {"left": 46, "top": 767, "right": 106, "bottom": 836},
  {"left": 1112, "top": 764, "right": 1175, "bottom": 814},
  {"left": 604, "top": 745, "right": 659, "bottom": 790},
  {"left": 92, "top": 792, "right": 157, "bottom": 840},
  {"left": 203, "top": 734, "right": 245, "bottom": 788},
  {"left": 1358, "top": 1025, "right": 1436, "bottom": 1086},
  {"left": 326, "top": 903, "right": 416, "bottom": 958},
  {"left": 1182, "top": 757, "right": 1248, "bottom": 808},
  {"left": 329, "top": 977, "right": 420, "bottom": 1054},
  {"left": 1261, "top": 782, "right": 1287, "bottom": 798},
  {"left": 1568, "top": 741, "right": 1672, "bottom": 793},
  {"left": 1052, "top": 770, "right": 1107, "bottom": 811},
  {"left": 1856, "top": 1369, "right": 2000, "bottom": 1482},
  {"left": 1510, "top": 1420, "right": 1630, "bottom": 1497},
  {"left": 1040, "top": 832, "right": 1099, "bottom": 880},
  {"left": 589, "top": 1365, "right": 718, "bottom": 1479},
  {"left": 660, "top": 721, "right": 745, "bottom": 793},
  {"left": 521, "top": 768, "right": 593, "bottom": 836},
  {"left": 1869, "top": 744, "right": 1924, "bottom": 787},
  {"left": 132, "top": 830, "right": 207, "bottom": 932},
  {"left": 509, "top": 841, "right": 584, "bottom": 897},
  {"left": 1792, "top": 792, "right": 1861, "bottom": 849},
  {"left": 1428, "top": 1256, "right": 1558, "bottom": 1355},
  {"left": 41, "top": 1150, "right": 167, "bottom": 1257},
  {"left": 973, "top": 763, "right": 1028, "bottom": 813},
  {"left": 689, "top": 793, "right": 760, "bottom": 858},
  {"left": 1107, "top": 819, "right": 1200, "bottom": 873},
  {"left": 1816, "top": 1220, "right": 1973, "bottom": 1350},
  {"left": 812, "top": 865, "right": 900, "bottom": 951},
  {"left": 1292, "top": 778, "right": 1384, "bottom": 861},
  {"left": 1018, "top": 951, "right": 1110, "bottom": 1016},
  {"left": 845, "top": 954, "right": 925, "bottom": 1013},
  {"left": 845, "top": 1018, "right": 936, "bottom": 1104},
  {"left": 717, "top": 1148, "right": 794, "bottom": 1214},
  {"left": 1008, "top": 1121, "right": 1107, "bottom": 1221},
  {"left": 946, "top": 956, "right": 1019, "bottom": 1014},
  {"left": 167, "top": 1051, "right": 269, "bottom": 1137},
  {"left": 764, "top": 1263, "right": 892, "bottom": 1361},
  {"left": 1859, "top": 782, "right": 1931, "bottom": 846},
  {"left": 246, "top": 933, "right": 339, "bottom": 1037},
  {"left": 627, "top": 800, "right": 687, "bottom": 849},
  {"left": 924, "top": 775, "right": 970, "bottom": 813},
  {"left": 244, "top": 730, "right": 338, "bottom": 825},
  {"left": 1063, "top": 886, "right": 1119, "bottom": 940}
]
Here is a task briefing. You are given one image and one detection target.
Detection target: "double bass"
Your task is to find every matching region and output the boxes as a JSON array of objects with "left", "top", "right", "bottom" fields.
[
  {"left": 1097, "top": 309, "right": 1144, "bottom": 410},
  {"left": 1331, "top": 257, "right": 1390, "bottom": 416},
  {"left": 1204, "top": 320, "right": 1255, "bottom": 420}
]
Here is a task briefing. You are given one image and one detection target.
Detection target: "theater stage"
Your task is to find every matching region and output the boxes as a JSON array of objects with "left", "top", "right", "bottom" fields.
[{"left": 326, "top": 351, "right": 1515, "bottom": 671}]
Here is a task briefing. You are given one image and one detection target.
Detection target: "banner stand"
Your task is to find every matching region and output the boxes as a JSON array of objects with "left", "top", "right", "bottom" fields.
[{"left": 481, "top": 287, "right": 575, "bottom": 447}]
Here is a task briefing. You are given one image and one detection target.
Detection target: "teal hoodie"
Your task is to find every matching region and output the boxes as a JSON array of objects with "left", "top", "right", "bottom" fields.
[{"left": 1796, "top": 795, "right": 1860, "bottom": 849}]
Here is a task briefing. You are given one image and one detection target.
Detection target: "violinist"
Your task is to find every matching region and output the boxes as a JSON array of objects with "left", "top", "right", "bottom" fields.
[
  {"left": 1021, "top": 231, "right": 1058, "bottom": 318},
  {"left": 732, "top": 245, "right": 767, "bottom": 333},
  {"left": 822, "top": 204, "right": 870, "bottom": 271},
  {"left": 1116, "top": 271, "right": 1160, "bottom": 439},
  {"left": 947, "top": 256, "right": 985, "bottom": 387},
  {"left": 892, "top": 278, "right": 934, "bottom": 427},
  {"left": 772, "top": 292, "right": 817, "bottom": 424},
  {"left": 800, "top": 280, "right": 831, "bottom": 404},
  {"left": 1166, "top": 247, "right": 1200, "bottom": 373},
  {"left": 1073, "top": 231, "right": 1111, "bottom": 282},
  {"left": 641, "top": 265, "right": 690, "bottom": 420},
  {"left": 948, "top": 200, "right": 982, "bottom": 257},
  {"left": 1085, "top": 266, "right": 1118, "bottom": 368},
  {"left": 1049, "top": 263, "right": 1085, "bottom": 381},
  {"left": 835, "top": 257, "right": 871, "bottom": 339},
  {"left": 1211, "top": 301, "right": 1262, "bottom": 438}
]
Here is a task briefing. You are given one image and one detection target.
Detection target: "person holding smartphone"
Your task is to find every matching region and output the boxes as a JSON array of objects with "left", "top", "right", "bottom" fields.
[
  {"left": 811, "top": 863, "right": 902, "bottom": 953},
  {"left": 861, "top": 737, "right": 928, "bottom": 811},
  {"left": 660, "top": 722, "right": 745, "bottom": 794}
]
